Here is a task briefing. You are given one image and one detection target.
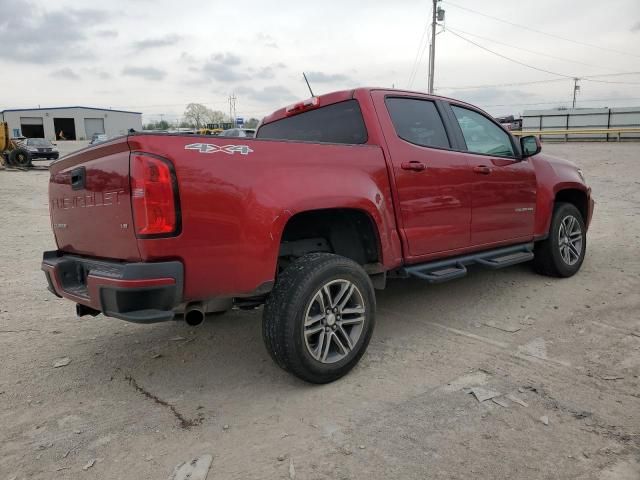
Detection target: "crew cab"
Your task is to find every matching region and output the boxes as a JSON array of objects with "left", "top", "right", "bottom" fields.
[{"left": 42, "top": 88, "right": 594, "bottom": 383}]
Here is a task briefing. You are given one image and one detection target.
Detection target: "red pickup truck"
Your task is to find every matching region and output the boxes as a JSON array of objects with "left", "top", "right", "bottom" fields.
[{"left": 42, "top": 88, "right": 593, "bottom": 383}]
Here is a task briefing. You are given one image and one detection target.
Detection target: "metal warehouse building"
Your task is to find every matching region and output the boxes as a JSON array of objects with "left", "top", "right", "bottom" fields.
[{"left": 0, "top": 106, "right": 142, "bottom": 141}]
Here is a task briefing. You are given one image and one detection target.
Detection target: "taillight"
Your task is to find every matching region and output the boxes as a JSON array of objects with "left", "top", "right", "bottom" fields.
[
  {"left": 130, "top": 154, "right": 179, "bottom": 237},
  {"left": 285, "top": 96, "right": 320, "bottom": 116}
]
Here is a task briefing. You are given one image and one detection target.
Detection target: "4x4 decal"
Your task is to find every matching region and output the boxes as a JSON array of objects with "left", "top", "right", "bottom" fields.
[{"left": 184, "top": 143, "right": 254, "bottom": 155}]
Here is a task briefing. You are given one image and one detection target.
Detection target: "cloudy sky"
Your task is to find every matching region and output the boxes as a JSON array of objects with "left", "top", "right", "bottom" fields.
[{"left": 2, "top": 0, "right": 640, "bottom": 122}]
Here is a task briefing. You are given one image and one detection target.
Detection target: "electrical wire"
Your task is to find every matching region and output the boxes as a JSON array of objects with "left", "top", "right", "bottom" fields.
[
  {"left": 583, "top": 77, "right": 640, "bottom": 85},
  {"left": 408, "top": 29, "right": 431, "bottom": 89},
  {"left": 440, "top": 72, "right": 640, "bottom": 91},
  {"left": 406, "top": 13, "right": 431, "bottom": 88},
  {"left": 439, "top": 78, "right": 568, "bottom": 91},
  {"left": 442, "top": 30, "right": 640, "bottom": 90},
  {"left": 445, "top": 26, "right": 618, "bottom": 72},
  {"left": 442, "top": 0, "right": 640, "bottom": 60},
  {"left": 477, "top": 96, "right": 640, "bottom": 108},
  {"left": 446, "top": 29, "right": 575, "bottom": 78},
  {"left": 583, "top": 71, "right": 640, "bottom": 78}
]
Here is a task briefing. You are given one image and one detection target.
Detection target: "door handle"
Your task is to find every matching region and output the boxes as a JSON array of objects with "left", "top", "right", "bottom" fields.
[
  {"left": 401, "top": 161, "right": 426, "bottom": 171},
  {"left": 473, "top": 165, "right": 492, "bottom": 175}
]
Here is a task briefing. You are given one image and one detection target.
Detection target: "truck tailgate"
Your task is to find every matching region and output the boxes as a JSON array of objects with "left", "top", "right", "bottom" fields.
[{"left": 48, "top": 137, "right": 140, "bottom": 261}]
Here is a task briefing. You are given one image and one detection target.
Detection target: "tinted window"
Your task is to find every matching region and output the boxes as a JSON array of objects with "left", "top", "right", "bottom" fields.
[
  {"left": 385, "top": 97, "right": 450, "bottom": 148},
  {"left": 451, "top": 105, "right": 514, "bottom": 157},
  {"left": 257, "top": 100, "right": 367, "bottom": 144}
]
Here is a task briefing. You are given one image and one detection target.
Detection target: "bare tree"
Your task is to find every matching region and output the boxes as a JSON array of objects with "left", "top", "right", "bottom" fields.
[
  {"left": 184, "top": 103, "right": 210, "bottom": 128},
  {"left": 205, "top": 110, "right": 227, "bottom": 125}
]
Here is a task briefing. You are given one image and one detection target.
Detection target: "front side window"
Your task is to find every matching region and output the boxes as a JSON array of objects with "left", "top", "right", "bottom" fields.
[
  {"left": 256, "top": 100, "right": 367, "bottom": 144},
  {"left": 451, "top": 105, "right": 514, "bottom": 157},
  {"left": 385, "top": 97, "right": 450, "bottom": 149}
]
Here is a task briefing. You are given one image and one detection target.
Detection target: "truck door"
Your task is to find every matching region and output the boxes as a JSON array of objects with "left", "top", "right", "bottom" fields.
[
  {"left": 371, "top": 92, "right": 473, "bottom": 259},
  {"left": 446, "top": 103, "right": 536, "bottom": 246}
]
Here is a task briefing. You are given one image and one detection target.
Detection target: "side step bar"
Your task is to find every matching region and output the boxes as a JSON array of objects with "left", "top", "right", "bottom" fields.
[{"left": 402, "top": 243, "right": 534, "bottom": 283}]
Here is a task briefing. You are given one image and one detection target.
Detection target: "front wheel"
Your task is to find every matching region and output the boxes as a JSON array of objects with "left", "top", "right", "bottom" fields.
[
  {"left": 533, "top": 202, "right": 586, "bottom": 277},
  {"left": 263, "top": 253, "right": 376, "bottom": 383},
  {"left": 9, "top": 148, "right": 32, "bottom": 168}
]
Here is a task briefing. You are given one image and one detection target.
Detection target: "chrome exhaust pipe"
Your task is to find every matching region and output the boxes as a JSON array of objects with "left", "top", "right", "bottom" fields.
[{"left": 184, "top": 302, "right": 205, "bottom": 326}]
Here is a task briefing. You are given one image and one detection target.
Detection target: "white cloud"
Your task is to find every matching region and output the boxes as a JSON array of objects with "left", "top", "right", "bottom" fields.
[{"left": 2, "top": 0, "right": 640, "bottom": 119}]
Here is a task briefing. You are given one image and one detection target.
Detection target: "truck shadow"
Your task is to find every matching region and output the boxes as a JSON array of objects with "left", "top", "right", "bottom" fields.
[{"left": 78, "top": 263, "right": 546, "bottom": 427}]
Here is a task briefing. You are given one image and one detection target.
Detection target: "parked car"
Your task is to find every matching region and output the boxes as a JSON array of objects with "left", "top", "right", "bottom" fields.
[
  {"left": 42, "top": 88, "right": 593, "bottom": 383},
  {"left": 218, "top": 128, "right": 256, "bottom": 138},
  {"left": 23, "top": 138, "right": 59, "bottom": 160},
  {"left": 90, "top": 134, "right": 109, "bottom": 145},
  {"left": 496, "top": 115, "right": 522, "bottom": 131}
]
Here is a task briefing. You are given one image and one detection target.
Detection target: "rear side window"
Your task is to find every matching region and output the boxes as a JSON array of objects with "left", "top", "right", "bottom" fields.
[
  {"left": 257, "top": 100, "right": 367, "bottom": 144},
  {"left": 385, "top": 97, "right": 450, "bottom": 149}
]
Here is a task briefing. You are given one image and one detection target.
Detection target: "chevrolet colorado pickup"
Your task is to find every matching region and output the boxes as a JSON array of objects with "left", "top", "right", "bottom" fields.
[{"left": 42, "top": 88, "right": 594, "bottom": 383}]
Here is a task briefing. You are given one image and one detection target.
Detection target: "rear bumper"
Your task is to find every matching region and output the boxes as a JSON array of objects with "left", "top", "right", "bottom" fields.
[{"left": 42, "top": 251, "right": 183, "bottom": 323}]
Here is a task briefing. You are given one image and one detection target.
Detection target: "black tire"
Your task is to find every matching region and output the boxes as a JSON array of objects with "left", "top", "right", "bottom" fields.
[
  {"left": 263, "top": 253, "right": 376, "bottom": 383},
  {"left": 9, "top": 148, "right": 32, "bottom": 167},
  {"left": 532, "top": 202, "right": 586, "bottom": 277}
]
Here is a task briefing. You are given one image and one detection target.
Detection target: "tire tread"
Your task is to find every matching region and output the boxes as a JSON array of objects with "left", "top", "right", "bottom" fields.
[{"left": 262, "top": 253, "right": 375, "bottom": 383}]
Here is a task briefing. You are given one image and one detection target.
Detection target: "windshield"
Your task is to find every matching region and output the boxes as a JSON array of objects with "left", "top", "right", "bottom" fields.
[{"left": 27, "top": 138, "right": 52, "bottom": 147}]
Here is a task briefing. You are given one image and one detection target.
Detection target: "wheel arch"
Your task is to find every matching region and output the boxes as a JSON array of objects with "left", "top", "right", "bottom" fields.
[
  {"left": 278, "top": 207, "right": 384, "bottom": 269},
  {"left": 554, "top": 187, "right": 589, "bottom": 224}
]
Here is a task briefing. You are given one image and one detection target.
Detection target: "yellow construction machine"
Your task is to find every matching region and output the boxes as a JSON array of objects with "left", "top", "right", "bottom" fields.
[
  {"left": 197, "top": 127, "right": 224, "bottom": 136},
  {"left": 1, "top": 122, "right": 31, "bottom": 168}
]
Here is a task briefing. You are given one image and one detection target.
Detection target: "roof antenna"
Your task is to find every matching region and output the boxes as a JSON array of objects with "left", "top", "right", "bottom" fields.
[{"left": 302, "top": 72, "right": 315, "bottom": 97}]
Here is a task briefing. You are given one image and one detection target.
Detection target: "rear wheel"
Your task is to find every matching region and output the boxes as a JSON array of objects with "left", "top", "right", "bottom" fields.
[
  {"left": 533, "top": 202, "right": 586, "bottom": 277},
  {"left": 9, "top": 148, "right": 32, "bottom": 167},
  {"left": 263, "top": 253, "right": 376, "bottom": 383}
]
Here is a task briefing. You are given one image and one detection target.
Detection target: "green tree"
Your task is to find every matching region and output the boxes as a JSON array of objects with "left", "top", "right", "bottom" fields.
[
  {"left": 144, "top": 120, "right": 170, "bottom": 130},
  {"left": 244, "top": 118, "right": 260, "bottom": 129}
]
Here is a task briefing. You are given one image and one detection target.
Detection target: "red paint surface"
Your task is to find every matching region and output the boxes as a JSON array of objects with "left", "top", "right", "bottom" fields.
[{"left": 47, "top": 88, "right": 592, "bottom": 303}]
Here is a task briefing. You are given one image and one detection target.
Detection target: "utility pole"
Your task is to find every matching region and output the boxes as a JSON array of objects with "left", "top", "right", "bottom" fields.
[
  {"left": 572, "top": 78, "right": 580, "bottom": 108},
  {"left": 427, "top": 0, "right": 444, "bottom": 94},
  {"left": 228, "top": 94, "right": 237, "bottom": 127}
]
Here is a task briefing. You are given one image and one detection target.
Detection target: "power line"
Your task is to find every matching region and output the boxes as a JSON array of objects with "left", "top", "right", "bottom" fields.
[
  {"left": 406, "top": 9, "right": 431, "bottom": 88},
  {"left": 439, "top": 78, "right": 568, "bottom": 91},
  {"left": 477, "top": 96, "right": 640, "bottom": 108},
  {"left": 583, "top": 71, "right": 640, "bottom": 78},
  {"left": 445, "top": 26, "right": 618, "bottom": 72},
  {"left": 443, "top": 0, "right": 640, "bottom": 60},
  {"left": 440, "top": 71, "right": 640, "bottom": 91},
  {"left": 444, "top": 30, "right": 640, "bottom": 90},
  {"left": 583, "top": 77, "right": 640, "bottom": 85},
  {"left": 446, "top": 29, "right": 575, "bottom": 78},
  {"left": 408, "top": 27, "right": 431, "bottom": 88}
]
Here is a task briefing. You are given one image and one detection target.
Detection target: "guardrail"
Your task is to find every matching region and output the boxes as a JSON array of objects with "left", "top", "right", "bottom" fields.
[{"left": 511, "top": 127, "right": 640, "bottom": 141}]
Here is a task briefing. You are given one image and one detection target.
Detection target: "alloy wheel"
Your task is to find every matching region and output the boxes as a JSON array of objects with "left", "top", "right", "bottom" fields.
[
  {"left": 558, "top": 215, "right": 583, "bottom": 265},
  {"left": 303, "top": 279, "right": 366, "bottom": 364}
]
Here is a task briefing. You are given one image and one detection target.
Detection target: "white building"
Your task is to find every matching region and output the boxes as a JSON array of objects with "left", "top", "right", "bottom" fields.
[{"left": 0, "top": 106, "right": 142, "bottom": 141}]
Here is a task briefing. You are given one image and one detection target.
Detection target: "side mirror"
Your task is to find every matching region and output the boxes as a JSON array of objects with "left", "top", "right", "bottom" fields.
[{"left": 520, "top": 135, "right": 541, "bottom": 158}]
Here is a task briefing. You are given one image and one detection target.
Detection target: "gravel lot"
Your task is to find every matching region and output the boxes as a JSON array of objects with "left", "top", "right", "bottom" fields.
[{"left": 1, "top": 143, "right": 639, "bottom": 479}]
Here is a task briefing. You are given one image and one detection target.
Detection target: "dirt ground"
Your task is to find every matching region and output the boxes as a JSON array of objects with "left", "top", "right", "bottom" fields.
[{"left": 1, "top": 143, "right": 639, "bottom": 480}]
